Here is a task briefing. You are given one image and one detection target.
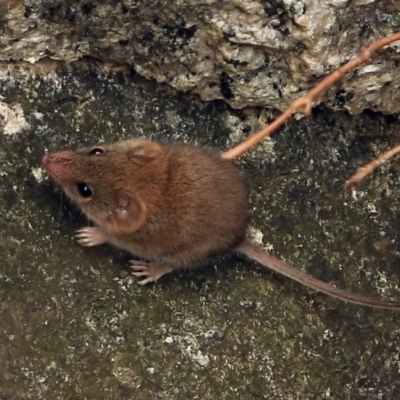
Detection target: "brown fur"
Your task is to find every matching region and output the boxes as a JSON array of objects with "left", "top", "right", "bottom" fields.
[
  {"left": 41, "top": 138, "right": 400, "bottom": 310},
  {"left": 41, "top": 139, "right": 250, "bottom": 267}
]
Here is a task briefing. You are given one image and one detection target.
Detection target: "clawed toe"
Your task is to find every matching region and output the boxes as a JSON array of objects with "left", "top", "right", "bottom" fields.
[
  {"left": 75, "top": 236, "right": 95, "bottom": 246},
  {"left": 75, "top": 233, "right": 95, "bottom": 246},
  {"left": 129, "top": 261, "right": 150, "bottom": 271},
  {"left": 129, "top": 260, "right": 173, "bottom": 285},
  {"left": 129, "top": 262, "right": 153, "bottom": 285},
  {"left": 75, "top": 227, "right": 107, "bottom": 247},
  {"left": 130, "top": 271, "right": 148, "bottom": 277},
  {"left": 136, "top": 277, "right": 156, "bottom": 286}
]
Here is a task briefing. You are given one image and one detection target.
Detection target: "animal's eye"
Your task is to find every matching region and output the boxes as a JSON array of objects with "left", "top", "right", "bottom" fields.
[
  {"left": 76, "top": 183, "right": 93, "bottom": 198},
  {"left": 88, "top": 147, "right": 104, "bottom": 155}
]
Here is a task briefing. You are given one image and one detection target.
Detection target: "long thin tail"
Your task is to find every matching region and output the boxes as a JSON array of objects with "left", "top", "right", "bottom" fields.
[{"left": 238, "top": 240, "right": 400, "bottom": 310}]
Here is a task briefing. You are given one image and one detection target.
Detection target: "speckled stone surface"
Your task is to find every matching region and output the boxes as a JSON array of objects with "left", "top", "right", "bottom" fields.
[
  {"left": 0, "top": 1, "right": 399, "bottom": 113},
  {"left": 0, "top": 59, "right": 400, "bottom": 399}
]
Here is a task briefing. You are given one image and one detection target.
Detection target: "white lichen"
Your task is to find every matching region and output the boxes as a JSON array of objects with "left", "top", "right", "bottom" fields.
[{"left": 0, "top": 101, "right": 30, "bottom": 135}]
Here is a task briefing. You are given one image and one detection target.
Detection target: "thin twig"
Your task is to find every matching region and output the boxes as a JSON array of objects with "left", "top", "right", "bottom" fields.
[
  {"left": 345, "top": 142, "right": 400, "bottom": 188},
  {"left": 221, "top": 30, "right": 400, "bottom": 160}
]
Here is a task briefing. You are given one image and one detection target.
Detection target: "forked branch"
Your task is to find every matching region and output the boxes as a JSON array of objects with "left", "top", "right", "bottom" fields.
[{"left": 222, "top": 30, "right": 400, "bottom": 161}]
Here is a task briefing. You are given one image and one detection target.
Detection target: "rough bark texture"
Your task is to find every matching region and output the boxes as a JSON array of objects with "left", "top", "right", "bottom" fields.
[{"left": 1, "top": 0, "right": 400, "bottom": 112}]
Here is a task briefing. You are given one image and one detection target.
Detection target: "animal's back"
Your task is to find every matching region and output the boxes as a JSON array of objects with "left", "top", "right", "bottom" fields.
[{"left": 115, "top": 144, "right": 251, "bottom": 267}]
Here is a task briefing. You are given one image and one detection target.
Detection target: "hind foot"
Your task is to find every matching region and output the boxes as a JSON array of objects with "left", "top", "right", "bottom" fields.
[{"left": 130, "top": 261, "right": 173, "bottom": 285}]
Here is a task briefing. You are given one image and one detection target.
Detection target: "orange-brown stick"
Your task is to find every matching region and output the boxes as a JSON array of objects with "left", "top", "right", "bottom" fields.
[
  {"left": 345, "top": 142, "right": 400, "bottom": 188},
  {"left": 222, "top": 30, "right": 400, "bottom": 161}
]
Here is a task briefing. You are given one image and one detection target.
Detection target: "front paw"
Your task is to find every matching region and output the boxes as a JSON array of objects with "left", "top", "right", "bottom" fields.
[{"left": 75, "top": 226, "right": 107, "bottom": 247}]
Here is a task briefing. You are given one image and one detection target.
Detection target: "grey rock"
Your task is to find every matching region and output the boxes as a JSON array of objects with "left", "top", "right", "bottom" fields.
[
  {"left": 0, "top": 58, "right": 400, "bottom": 399},
  {"left": 1, "top": 1, "right": 400, "bottom": 112}
]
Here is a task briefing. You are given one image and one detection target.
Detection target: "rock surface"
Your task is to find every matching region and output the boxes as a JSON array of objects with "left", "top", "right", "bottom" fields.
[
  {"left": 1, "top": 1, "right": 400, "bottom": 398},
  {"left": 1, "top": 0, "right": 400, "bottom": 112},
  {"left": 0, "top": 59, "right": 400, "bottom": 399}
]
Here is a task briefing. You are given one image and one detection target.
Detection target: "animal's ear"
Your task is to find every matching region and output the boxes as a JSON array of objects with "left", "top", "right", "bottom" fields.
[
  {"left": 129, "top": 141, "right": 162, "bottom": 165},
  {"left": 111, "top": 189, "right": 147, "bottom": 232}
]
